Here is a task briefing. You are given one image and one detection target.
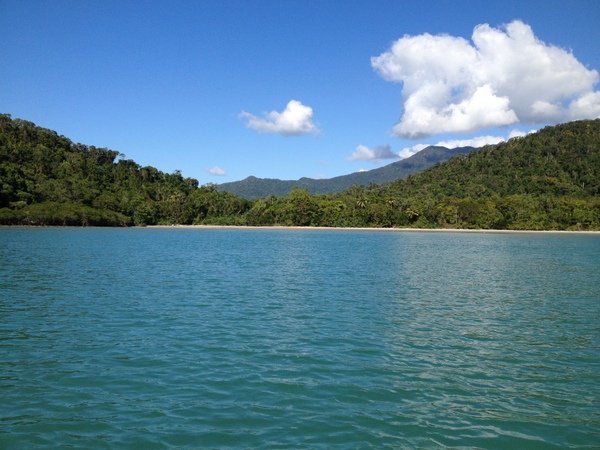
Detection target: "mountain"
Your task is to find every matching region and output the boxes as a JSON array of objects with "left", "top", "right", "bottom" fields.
[
  {"left": 217, "top": 145, "right": 475, "bottom": 198},
  {"left": 226, "top": 119, "right": 600, "bottom": 230}
]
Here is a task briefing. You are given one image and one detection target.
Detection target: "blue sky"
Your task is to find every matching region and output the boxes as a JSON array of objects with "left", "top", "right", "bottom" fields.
[{"left": 2, "top": 1, "right": 599, "bottom": 185}]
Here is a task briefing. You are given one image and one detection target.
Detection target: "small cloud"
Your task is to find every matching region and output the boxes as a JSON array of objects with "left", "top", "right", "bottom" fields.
[
  {"left": 358, "top": 169, "right": 367, "bottom": 172},
  {"left": 207, "top": 166, "right": 226, "bottom": 176},
  {"left": 399, "top": 130, "right": 522, "bottom": 158},
  {"left": 508, "top": 128, "right": 537, "bottom": 139},
  {"left": 435, "top": 135, "right": 506, "bottom": 149},
  {"left": 371, "top": 20, "right": 600, "bottom": 138},
  {"left": 239, "top": 100, "right": 320, "bottom": 136},
  {"left": 398, "top": 143, "right": 429, "bottom": 159},
  {"left": 313, "top": 174, "right": 328, "bottom": 180},
  {"left": 509, "top": 130, "right": 527, "bottom": 139},
  {"left": 347, "top": 144, "right": 398, "bottom": 162}
]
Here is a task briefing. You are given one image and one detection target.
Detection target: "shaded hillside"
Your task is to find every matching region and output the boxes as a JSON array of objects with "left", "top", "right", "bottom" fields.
[{"left": 217, "top": 145, "right": 474, "bottom": 198}]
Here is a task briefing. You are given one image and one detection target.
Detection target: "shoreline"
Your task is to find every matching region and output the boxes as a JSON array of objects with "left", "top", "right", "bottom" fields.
[
  {"left": 2, "top": 225, "right": 598, "bottom": 234},
  {"left": 147, "top": 225, "right": 600, "bottom": 234}
]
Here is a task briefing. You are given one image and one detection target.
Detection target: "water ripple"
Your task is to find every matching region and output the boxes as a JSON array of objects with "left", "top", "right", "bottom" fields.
[{"left": 1, "top": 228, "right": 599, "bottom": 448}]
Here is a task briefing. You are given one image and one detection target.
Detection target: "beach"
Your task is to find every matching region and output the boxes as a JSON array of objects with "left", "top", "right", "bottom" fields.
[{"left": 148, "top": 224, "right": 600, "bottom": 234}]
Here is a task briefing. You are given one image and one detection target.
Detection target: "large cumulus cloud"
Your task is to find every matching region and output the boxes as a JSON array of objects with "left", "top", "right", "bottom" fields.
[{"left": 371, "top": 20, "right": 600, "bottom": 138}]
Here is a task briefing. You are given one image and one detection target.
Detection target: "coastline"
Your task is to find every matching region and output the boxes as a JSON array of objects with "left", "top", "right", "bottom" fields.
[
  {"left": 3, "top": 225, "right": 598, "bottom": 234},
  {"left": 147, "top": 225, "right": 600, "bottom": 234}
]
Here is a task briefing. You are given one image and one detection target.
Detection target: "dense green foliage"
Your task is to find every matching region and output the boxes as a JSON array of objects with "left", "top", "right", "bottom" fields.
[
  {"left": 1, "top": 113, "right": 599, "bottom": 229},
  {"left": 374, "top": 119, "right": 600, "bottom": 230},
  {"left": 0, "top": 114, "right": 249, "bottom": 226},
  {"left": 217, "top": 146, "right": 474, "bottom": 198}
]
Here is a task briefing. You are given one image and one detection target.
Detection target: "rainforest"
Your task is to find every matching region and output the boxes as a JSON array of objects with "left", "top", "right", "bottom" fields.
[{"left": 1, "top": 113, "right": 599, "bottom": 230}]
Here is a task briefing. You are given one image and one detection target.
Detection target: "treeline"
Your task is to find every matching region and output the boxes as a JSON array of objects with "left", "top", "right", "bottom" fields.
[{"left": 1, "top": 113, "right": 599, "bottom": 230}]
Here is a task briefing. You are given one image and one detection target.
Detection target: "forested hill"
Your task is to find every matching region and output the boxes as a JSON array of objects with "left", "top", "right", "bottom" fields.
[
  {"left": 384, "top": 119, "right": 600, "bottom": 199},
  {"left": 217, "top": 145, "right": 474, "bottom": 199},
  {"left": 232, "top": 119, "right": 600, "bottom": 230},
  {"left": 0, "top": 113, "right": 250, "bottom": 226},
  {"left": 371, "top": 119, "right": 600, "bottom": 229},
  {"left": 1, "top": 112, "right": 599, "bottom": 229}
]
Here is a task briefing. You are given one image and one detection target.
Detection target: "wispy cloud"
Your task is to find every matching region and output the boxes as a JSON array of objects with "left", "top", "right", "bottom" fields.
[
  {"left": 239, "top": 100, "right": 320, "bottom": 136},
  {"left": 207, "top": 166, "right": 226, "bottom": 176},
  {"left": 347, "top": 144, "right": 398, "bottom": 163},
  {"left": 372, "top": 20, "right": 600, "bottom": 138}
]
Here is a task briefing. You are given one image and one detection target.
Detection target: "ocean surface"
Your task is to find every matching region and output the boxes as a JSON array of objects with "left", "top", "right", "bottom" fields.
[{"left": 1, "top": 227, "right": 599, "bottom": 449}]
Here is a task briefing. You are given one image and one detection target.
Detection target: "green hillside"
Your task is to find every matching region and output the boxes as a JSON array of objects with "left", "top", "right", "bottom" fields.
[
  {"left": 0, "top": 114, "right": 249, "bottom": 226},
  {"left": 231, "top": 119, "right": 600, "bottom": 230},
  {"left": 375, "top": 119, "right": 600, "bottom": 229},
  {"left": 217, "top": 145, "right": 474, "bottom": 198},
  {"left": 1, "top": 113, "right": 599, "bottom": 230}
]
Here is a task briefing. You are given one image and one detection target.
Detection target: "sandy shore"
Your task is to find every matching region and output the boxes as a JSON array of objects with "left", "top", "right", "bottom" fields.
[{"left": 148, "top": 225, "right": 600, "bottom": 234}]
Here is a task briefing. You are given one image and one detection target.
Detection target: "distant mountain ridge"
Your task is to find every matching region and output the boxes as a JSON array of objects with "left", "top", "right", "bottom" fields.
[{"left": 217, "top": 145, "right": 475, "bottom": 198}]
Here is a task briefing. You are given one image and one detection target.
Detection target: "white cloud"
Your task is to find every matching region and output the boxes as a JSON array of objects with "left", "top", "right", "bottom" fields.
[
  {"left": 207, "top": 166, "right": 226, "bottom": 176},
  {"left": 508, "top": 129, "right": 532, "bottom": 139},
  {"left": 435, "top": 135, "right": 506, "bottom": 149},
  {"left": 239, "top": 100, "right": 320, "bottom": 136},
  {"left": 397, "top": 143, "right": 427, "bottom": 159},
  {"left": 347, "top": 144, "right": 398, "bottom": 162},
  {"left": 371, "top": 20, "right": 600, "bottom": 138},
  {"left": 568, "top": 91, "right": 600, "bottom": 119},
  {"left": 398, "top": 128, "right": 537, "bottom": 158}
]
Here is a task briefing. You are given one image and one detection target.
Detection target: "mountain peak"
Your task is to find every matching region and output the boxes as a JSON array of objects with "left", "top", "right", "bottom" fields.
[{"left": 218, "top": 145, "right": 475, "bottom": 199}]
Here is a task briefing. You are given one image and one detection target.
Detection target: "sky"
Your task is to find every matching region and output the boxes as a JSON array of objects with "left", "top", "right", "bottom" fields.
[{"left": 1, "top": 0, "right": 599, "bottom": 184}]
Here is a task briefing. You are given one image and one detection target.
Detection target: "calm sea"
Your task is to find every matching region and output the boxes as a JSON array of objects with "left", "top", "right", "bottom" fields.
[{"left": 1, "top": 227, "right": 599, "bottom": 448}]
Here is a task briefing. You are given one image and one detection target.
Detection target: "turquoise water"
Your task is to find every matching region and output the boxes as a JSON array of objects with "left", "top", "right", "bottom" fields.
[{"left": 1, "top": 228, "right": 599, "bottom": 448}]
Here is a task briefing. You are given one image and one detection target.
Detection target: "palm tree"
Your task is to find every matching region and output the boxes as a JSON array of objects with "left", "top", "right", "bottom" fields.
[{"left": 406, "top": 208, "right": 420, "bottom": 222}]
